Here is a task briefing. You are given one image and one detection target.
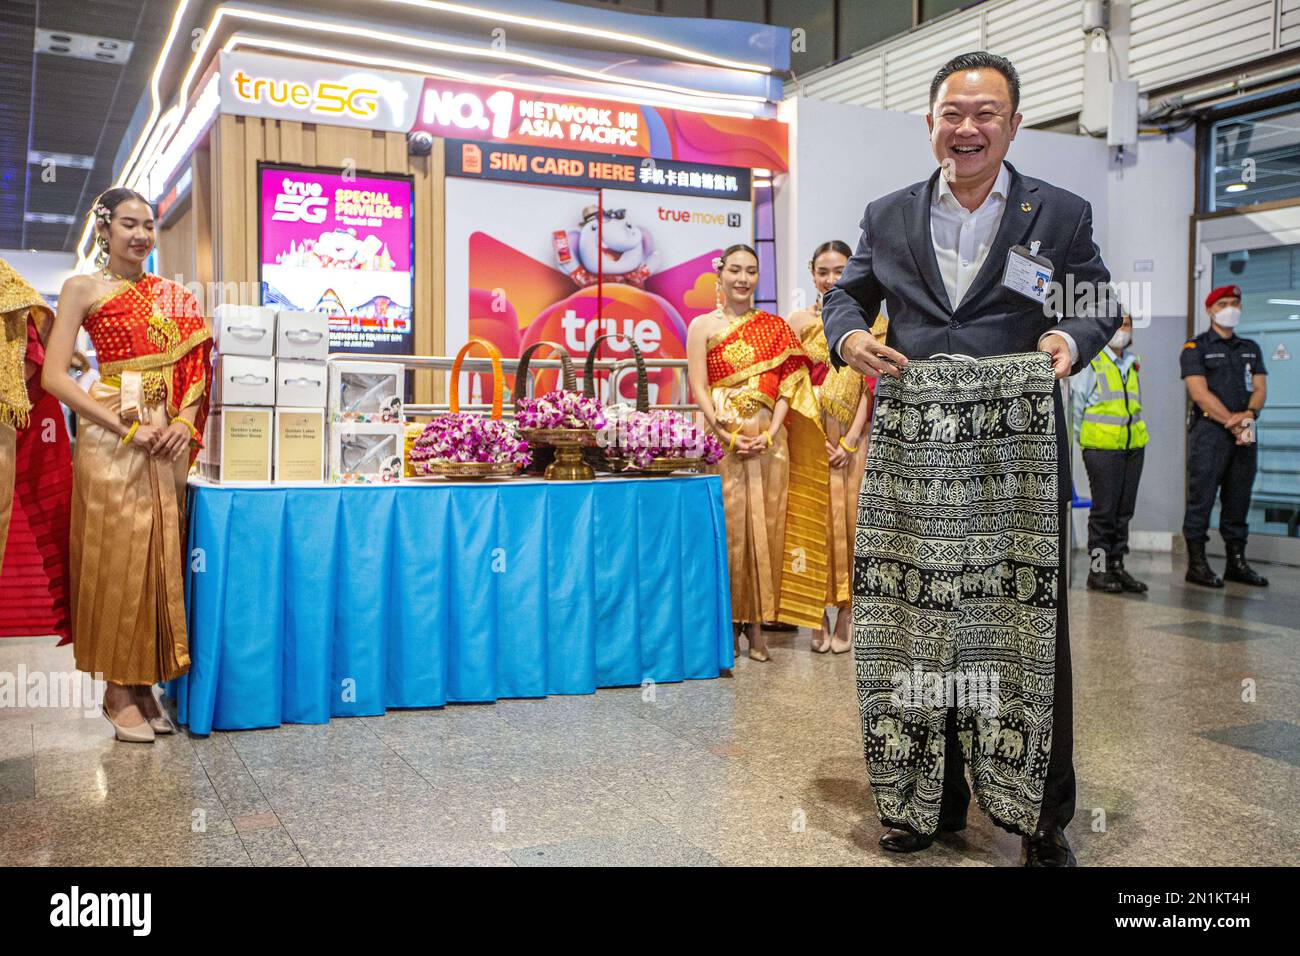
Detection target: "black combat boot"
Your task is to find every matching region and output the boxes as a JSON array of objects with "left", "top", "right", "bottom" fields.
[
  {"left": 1107, "top": 556, "right": 1148, "bottom": 593},
  {"left": 1223, "top": 542, "right": 1269, "bottom": 587},
  {"left": 1185, "top": 540, "right": 1223, "bottom": 588}
]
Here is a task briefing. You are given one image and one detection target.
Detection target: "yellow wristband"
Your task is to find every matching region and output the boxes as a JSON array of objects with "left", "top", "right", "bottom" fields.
[
  {"left": 762, "top": 430, "right": 772, "bottom": 448},
  {"left": 122, "top": 421, "right": 139, "bottom": 445},
  {"left": 839, "top": 437, "right": 859, "bottom": 453},
  {"left": 172, "top": 416, "right": 200, "bottom": 440}
]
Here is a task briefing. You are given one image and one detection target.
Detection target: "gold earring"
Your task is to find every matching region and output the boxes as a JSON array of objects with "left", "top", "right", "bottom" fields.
[{"left": 715, "top": 276, "right": 723, "bottom": 311}]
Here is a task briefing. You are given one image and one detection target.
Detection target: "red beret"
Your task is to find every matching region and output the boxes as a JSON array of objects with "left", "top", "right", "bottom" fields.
[{"left": 1205, "top": 284, "right": 1241, "bottom": 309}]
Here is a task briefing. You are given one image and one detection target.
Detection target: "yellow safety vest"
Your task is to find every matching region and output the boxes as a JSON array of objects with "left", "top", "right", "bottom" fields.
[{"left": 1080, "top": 351, "right": 1148, "bottom": 450}]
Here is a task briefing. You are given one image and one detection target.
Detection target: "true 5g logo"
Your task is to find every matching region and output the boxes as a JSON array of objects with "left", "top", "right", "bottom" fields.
[
  {"left": 231, "top": 70, "right": 385, "bottom": 122},
  {"left": 271, "top": 178, "right": 328, "bottom": 224}
]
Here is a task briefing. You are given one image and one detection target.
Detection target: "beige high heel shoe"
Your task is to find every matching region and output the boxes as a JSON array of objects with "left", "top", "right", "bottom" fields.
[
  {"left": 811, "top": 612, "right": 832, "bottom": 653},
  {"left": 746, "top": 624, "right": 771, "bottom": 662},
  {"left": 102, "top": 705, "right": 155, "bottom": 743},
  {"left": 830, "top": 613, "right": 852, "bottom": 654},
  {"left": 135, "top": 687, "right": 175, "bottom": 734}
]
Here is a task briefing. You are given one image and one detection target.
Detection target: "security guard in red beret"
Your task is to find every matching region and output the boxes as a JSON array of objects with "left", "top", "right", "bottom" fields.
[{"left": 1180, "top": 284, "right": 1269, "bottom": 587}]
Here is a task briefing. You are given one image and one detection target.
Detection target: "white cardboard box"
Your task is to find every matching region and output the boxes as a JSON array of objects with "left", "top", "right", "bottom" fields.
[
  {"left": 276, "top": 359, "right": 327, "bottom": 407},
  {"left": 203, "top": 407, "right": 273, "bottom": 483},
  {"left": 328, "top": 360, "right": 404, "bottom": 423},
  {"left": 329, "top": 423, "right": 405, "bottom": 484},
  {"left": 274, "top": 408, "right": 326, "bottom": 483},
  {"left": 213, "top": 355, "right": 277, "bottom": 406},
  {"left": 213, "top": 304, "right": 275, "bottom": 357},
  {"left": 276, "top": 310, "right": 330, "bottom": 362}
]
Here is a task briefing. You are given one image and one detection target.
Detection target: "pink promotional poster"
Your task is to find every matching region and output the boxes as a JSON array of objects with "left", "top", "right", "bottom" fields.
[{"left": 259, "top": 165, "right": 415, "bottom": 355}]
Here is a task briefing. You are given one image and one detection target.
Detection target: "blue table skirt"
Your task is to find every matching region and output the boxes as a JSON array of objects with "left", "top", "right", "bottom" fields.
[{"left": 171, "top": 475, "right": 734, "bottom": 733}]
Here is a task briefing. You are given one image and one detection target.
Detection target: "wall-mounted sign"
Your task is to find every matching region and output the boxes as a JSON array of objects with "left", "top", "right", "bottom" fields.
[
  {"left": 258, "top": 164, "right": 415, "bottom": 356},
  {"left": 444, "top": 139, "right": 750, "bottom": 198},
  {"left": 219, "top": 51, "right": 788, "bottom": 171},
  {"left": 221, "top": 52, "right": 424, "bottom": 132}
]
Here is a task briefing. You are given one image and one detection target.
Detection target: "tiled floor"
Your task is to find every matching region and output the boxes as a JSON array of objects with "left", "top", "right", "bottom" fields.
[{"left": 1, "top": 550, "right": 1297, "bottom": 866}]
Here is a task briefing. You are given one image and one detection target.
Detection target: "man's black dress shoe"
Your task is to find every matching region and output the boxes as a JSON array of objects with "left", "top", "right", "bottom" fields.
[
  {"left": 879, "top": 819, "right": 964, "bottom": 853},
  {"left": 879, "top": 828, "right": 934, "bottom": 853},
  {"left": 1023, "top": 826, "right": 1076, "bottom": 867}
]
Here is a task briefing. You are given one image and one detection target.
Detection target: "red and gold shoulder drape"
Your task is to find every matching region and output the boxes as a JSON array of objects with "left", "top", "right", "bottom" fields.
[
  {"left": 706, "top": 309, "right": 830, "bottom": 627},
  {"left": 85, "top": 274, "right": 212, "bottom": 452}
]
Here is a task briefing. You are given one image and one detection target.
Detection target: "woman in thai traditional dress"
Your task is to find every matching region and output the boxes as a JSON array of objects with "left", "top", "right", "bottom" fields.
[
  {"left": 786, "top": 241, "right": 875, "bottom": 653},
  {"left": 42, "top": 189, "right": 212, "bottom": 742},
  {"left": 686, "top": 244, "right": 828, "bottom": 661},
  {"left": 0, "top": 258, "right": 72, "bottom": 643}
]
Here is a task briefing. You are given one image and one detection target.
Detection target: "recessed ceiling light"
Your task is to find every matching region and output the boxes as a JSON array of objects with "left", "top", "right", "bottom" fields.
[
  {"left": 35, "top": 29, "right": 132, "bottom": 64},
  {"left": 1225, "top": 183, "right": 1248, "bottom": 193}
]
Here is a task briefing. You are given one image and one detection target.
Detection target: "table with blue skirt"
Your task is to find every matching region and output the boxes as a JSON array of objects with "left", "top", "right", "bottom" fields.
[{"left": 170, "top": 474, "right": 734, "bottom": 734}]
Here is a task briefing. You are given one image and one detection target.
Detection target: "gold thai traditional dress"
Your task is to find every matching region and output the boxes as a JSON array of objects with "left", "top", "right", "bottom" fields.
[
  {"left": 799, "top": 320, "right": 870, "bottom": 608},
  {"left": 71, "top": 274, "right": 211, "bottom": 685},
  {"left": 703, "top": 308, "right": 829, "bottom": 627},
  {"left": 0, "top": 259, "right": 54, "bottom": 575}
]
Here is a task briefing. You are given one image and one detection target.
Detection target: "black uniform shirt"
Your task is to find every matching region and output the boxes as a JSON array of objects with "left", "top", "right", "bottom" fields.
[{"left": 1180, "top": 328, "right": 1267, "bottom": 415}]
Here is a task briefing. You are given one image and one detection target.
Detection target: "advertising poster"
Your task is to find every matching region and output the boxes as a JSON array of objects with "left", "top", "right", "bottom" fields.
[
  {"left": 444, "top": 175, "right": 751, "bottom": 404},
  {"left": 259, "top": 164, "right": 415, "bottom": 356}
]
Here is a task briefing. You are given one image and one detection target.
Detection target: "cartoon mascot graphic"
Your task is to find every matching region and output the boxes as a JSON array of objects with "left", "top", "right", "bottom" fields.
[{"left": 554, "top": 205, "right": 657, "bottom": 289}]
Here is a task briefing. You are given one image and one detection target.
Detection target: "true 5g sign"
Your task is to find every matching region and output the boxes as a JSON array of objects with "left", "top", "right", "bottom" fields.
[{"left": 219, "top": 51, "right": 422, "bottom": 131}]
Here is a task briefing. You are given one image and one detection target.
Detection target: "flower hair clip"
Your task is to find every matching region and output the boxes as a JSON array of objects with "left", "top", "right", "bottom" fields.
[
  {"left": 711, "top": 256, "right": 724, "bottom": 272},
  {"left": 92, "top": 203, "right": 112, "bottom": 227}
]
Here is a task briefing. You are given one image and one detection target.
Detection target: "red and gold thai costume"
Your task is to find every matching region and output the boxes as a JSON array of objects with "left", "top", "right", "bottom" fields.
[
  {"left": 0, "top": 259, "right": 56, "bottom": 582},
  {"left": 0, "top": 293, "right": 73, "bottom": 643},
  {"left": 71, "top": 273, "right": 211, "bottom": 685},
  {"left": 703, "top": 308, "right": 829, "bottom": 628},
  {"left": 798, "top": 319, "right": 871, "bottom": 609}
]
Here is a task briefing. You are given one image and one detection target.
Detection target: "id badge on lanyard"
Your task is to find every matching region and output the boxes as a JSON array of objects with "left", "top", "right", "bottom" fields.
[
  {"left": 1002, "top": 241, "right": 1054, "bottom": 304},
  {"left": 1245, "top": 361, "right": 1254, "bottom": 393}
]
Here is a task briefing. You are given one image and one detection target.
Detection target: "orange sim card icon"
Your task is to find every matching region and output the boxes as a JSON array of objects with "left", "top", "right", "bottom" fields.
[{"left": 462, "top": 143, "right": 482, "bottom": 174}]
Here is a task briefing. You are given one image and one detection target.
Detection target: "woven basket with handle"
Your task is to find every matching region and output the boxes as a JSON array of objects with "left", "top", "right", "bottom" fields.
[
  {"left": 410, "top": 336, "right": 520, "bottom": 479},
  {"left": 581, "top": 332, "right": 649, "bottom": 473},
  {"left": 513, "top": 340, "right": 581, "bottom": 475}
]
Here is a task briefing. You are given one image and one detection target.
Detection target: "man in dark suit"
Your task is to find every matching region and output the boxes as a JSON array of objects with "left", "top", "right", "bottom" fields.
[{"left": 823, "top": 51, "right": 1120, "bottom": 867}]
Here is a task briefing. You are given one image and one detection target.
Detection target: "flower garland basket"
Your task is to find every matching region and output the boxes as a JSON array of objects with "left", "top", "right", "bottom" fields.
[
  {"left": 514, "top": 340, "right": 603, "bottom": 481},
  {"left": 409, "top": 336, "right": 528, "bottom": 479},
  {"left": 512, "top": 340, "right": 578, "bottom": 476},
  {"left": 582, "top": 332, "right": 649, "bottom": 473}
]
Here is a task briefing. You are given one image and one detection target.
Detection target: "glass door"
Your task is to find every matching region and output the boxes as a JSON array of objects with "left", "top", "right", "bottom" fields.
[{"left": 1196, "top": 206, "right": 1300, "bottom": 563}]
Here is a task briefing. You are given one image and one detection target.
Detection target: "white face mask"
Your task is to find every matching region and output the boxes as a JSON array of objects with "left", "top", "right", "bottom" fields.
[
  {"left": 1109, "top": 330, "right": 1131, "bottom": 351},
  {"left": 1214, "top": 306, "right": 1241, "bottom": 328}
]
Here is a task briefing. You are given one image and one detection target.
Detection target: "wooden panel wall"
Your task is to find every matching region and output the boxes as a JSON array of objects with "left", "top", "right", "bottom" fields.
[{"left": 207, "top": 115, "right": 443, "bottom": 403}]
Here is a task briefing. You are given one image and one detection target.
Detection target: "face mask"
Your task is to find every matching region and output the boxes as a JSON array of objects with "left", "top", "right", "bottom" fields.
[
  {"left": 1214, "top": 306, "right": 1241, "bottom": 328},
  {"left": 1109, "top": 330, "right": 1131, "bottom": 351}
]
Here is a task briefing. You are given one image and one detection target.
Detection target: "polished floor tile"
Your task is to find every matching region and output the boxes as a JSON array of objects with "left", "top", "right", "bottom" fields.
[{"left": 0, "top": 549, "right": 1297, "bottom": 865}]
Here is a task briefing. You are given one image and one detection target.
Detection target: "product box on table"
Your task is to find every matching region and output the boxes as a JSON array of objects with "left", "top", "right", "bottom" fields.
[
  {"left": 212, "top": 355, "right": 277, "bottom": 406},
  {"left": 203, "top": 407, "right": 273, "bottom": 483},
  {"left": 275, "top": 310, "right": 330, "bottom": 362},
  {"left": 276, "top": 359, "right": 327, "bottom": 407},
  {"left": 212, "top": 304, "right": 275, "bottom": 357},
  {"left": 328, "top": 360, "right": 404, "bottom": 423},
  {"left": 329, "top": 423, "right": 405, "bottom": 484},
  {"left": 274, "top": 408, "right": 326, "bottom": 483}
]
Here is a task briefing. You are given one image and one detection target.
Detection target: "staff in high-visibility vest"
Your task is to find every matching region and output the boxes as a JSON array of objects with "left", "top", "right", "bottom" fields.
[{"left": 1071, "top": 312, "right": 1148, "bottom": 593}]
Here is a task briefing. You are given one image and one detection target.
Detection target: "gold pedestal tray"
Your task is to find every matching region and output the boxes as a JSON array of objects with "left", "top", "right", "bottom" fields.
[
  {"left": 412, "top": 459, "right": 520, "bottom": 480},
  {"left": 641, "top": 456, "right": 708, "bottom": 476},
  {"left": 519, "top": 427, "right": 597, "bottom": 480}
]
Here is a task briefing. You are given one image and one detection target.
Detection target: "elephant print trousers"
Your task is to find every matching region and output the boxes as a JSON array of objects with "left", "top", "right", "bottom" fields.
[{"left": 853, "top": 352, "right": 1059, "bottom": 837}]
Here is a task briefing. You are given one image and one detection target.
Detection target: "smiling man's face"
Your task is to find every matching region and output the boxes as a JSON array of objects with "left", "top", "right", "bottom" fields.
[{"left": 927, "top": 67, "right": 1021, "bottom": 187}]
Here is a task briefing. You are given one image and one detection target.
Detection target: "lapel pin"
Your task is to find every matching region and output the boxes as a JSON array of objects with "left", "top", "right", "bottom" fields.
[{"left": 1021, "top": 201, "right": 1032, "bottom": 213}]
